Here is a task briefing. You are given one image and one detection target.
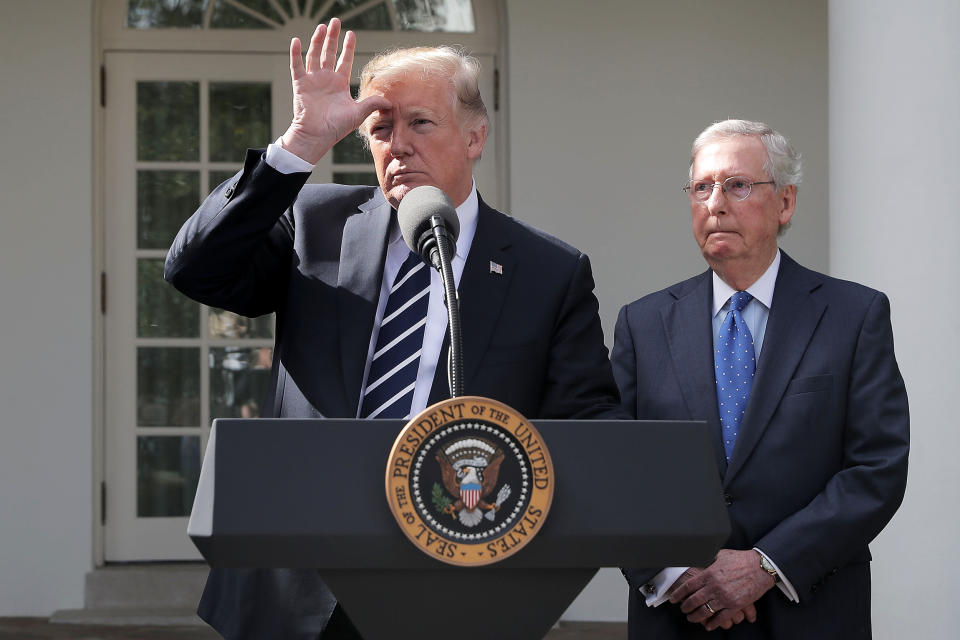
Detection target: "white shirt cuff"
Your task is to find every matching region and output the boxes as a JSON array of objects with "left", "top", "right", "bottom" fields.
[
  {"left": 753, "top": 547, "right": 799, "bottom": 603},
  {"left": 265, "top": 137, "right": 315, "bottom": 174},
  {"left": 643, "top": 566, "right": 689, "bottom": 607}
]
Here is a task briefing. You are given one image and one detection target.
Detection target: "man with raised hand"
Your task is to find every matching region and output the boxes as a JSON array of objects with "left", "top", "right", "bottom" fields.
[{"left": 166, "top": 18, "right": 619, "bottom": 639}]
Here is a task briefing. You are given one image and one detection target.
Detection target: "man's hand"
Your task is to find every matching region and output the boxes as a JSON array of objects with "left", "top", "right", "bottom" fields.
[
  {"left": 280, "top": 18, "right": 390, "bottom": 164},
  {"left": 668, "top": 549, "right": 773, "bottom": 630},
  {"left": 667, "top": 566, "right": 759, "bottom": 631}
]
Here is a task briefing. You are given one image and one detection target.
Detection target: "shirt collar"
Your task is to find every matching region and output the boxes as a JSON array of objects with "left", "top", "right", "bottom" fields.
[{"left": 712, "top": 249, "right": 781, "bottom": 317}]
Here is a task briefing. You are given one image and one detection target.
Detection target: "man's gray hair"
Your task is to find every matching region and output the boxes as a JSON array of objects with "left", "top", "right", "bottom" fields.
[
  {"left": 689, "top": 119, "right": 802, "bottom": 189},
  {"left": 356, "top": 45, "right": 489, "bottom": 139}
]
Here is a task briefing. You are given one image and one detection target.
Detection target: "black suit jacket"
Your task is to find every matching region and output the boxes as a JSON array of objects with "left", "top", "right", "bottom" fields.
[
  {"left": 165, "top": 150, "right": 620, "bottom": 638},
  {"left": 611, "top": 253, "right": 909, "bottom": 640}
]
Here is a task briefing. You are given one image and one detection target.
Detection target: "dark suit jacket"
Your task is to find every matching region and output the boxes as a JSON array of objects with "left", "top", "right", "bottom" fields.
[
  {"left": 611, "top": 252, "right": 908, "bottom": 640},
  {"left": 165, "top": 149, "right": 620, "bottom": 638}
]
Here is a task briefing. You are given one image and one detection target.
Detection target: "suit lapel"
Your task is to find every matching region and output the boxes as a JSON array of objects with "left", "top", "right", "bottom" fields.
[
  {"left": 429, "top": 200, "right": 515, "bottom": 404},
  {"left": 338, "top": 194, "right": 392, "bottom": 414},
  {"left": 723, "top": 253, "right": 826, "bottom": 485},
  {"left": 661, "top": 271, "right": 728, "bottom": 474}
]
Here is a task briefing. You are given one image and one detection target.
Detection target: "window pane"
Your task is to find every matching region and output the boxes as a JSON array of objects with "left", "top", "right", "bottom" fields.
[
  {"left": 137, "top": 436, "right": 201, "bottom": 517},
  {"left": 209, "top": 82, "right": 272, "bottom": 162},
  {"left": 127, "top": 0, "right": 205, "bottom": 29},
  {"left": 209, "top": 346, "right": 274, "bottom": 418},
  {"left": 393, "top": 0, "right": 475, "bottom": 32},
  {"left": 138, "top": 170, "right": 199, "bottom": 249},
  {"left": 334, "top": 171, "right": 379, "bottom": 186},
  {"left": 333, "top": 132, "right": 372, "bottom": 164},
  {"left": 138, "top": 258, "right": 200, "bottom": 338},
  {"left": 210, "top": 0, "right": 281, "bottom": 28},
  {"left": 340, "top": 2, "right": 392, "bottom": 30},
  {"left": 138, "top": 347, "right": 201, "bottom": 426},
  {"left": 210, "top": 170, "right": 240, "bottom": 190},
  {"left": 209, "top": 308, "right": 274, "bottom": 339},
  {"left": 137, "top": 81, "right": 199, "bottom": 161}
]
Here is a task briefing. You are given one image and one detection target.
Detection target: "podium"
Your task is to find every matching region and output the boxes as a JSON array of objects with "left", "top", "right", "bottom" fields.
[{"left": 189, "top": 418, "right": 729, "bottom": 639}]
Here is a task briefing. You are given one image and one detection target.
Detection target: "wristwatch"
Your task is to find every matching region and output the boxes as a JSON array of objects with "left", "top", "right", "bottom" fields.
[{"left": 758, "top": 553, "right": 782, "bottom": 584}]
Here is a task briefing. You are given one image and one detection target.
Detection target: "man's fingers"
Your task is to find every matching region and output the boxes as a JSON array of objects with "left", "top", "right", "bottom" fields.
[
  {"left": 304, "top": 24, "right": 326, "bottom": 73},
  {"left": 336, "top": 30, "right": 356, "bottom": 75},
  {"left": 319, "top": 17, "right": 341, "bottom": 69},
  {"left": 290, "top": 37, "right": 304, "bottom": 80},
  {"left": 744, "top": 603, "right": 758, "bottom": 623},
  {"left": 730, "top": 609, "right": 745, "bottom": 625}
]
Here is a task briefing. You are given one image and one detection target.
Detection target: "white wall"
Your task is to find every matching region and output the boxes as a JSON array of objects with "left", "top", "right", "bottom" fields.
[
  {"left": 506, "top": 0, "right": 829, "bottom": 342},
  {"left": 0, "top": 0, "right": 95, "bottom": 615},
  {"left": 830, "top": 2, "right": 959, "bottom": 638},
  {"left": 505, "top": 0, "right": 828, "bottom": 621}
]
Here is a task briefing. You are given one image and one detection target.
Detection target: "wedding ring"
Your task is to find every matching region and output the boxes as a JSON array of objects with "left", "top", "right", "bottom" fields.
[{"left": 704, "top": 602, "right": 716, "bottom": 615}]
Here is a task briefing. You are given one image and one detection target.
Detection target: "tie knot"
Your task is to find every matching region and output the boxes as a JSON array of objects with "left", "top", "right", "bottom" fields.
[{"left": 730, "top": 291, "right": 753, "bottom": 313}]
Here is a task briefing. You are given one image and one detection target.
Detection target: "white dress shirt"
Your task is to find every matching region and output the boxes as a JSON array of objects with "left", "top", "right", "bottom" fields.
[
  {"left": 264, "top": 139, "right": 478, "bottom": 419},
  {"left": 644, "top": 250, "right": 799, "bottom": 606}
]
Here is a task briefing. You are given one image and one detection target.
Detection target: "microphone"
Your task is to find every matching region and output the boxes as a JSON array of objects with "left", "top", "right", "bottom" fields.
[
  {"left": 396, "top": 186, "right": 463, "bottom": 399},
  {"left": 397, "top": 186, "right": 460, "bottom": 270}
]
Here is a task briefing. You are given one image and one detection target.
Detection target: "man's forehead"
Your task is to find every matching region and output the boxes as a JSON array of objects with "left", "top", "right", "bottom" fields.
[{"left": 693, "top": 137, "right": 767, "bottom": 177}]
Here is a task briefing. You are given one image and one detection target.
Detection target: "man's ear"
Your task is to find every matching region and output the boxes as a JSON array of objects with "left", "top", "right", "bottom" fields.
[
  {"left": 466, "top": 122, "right": 487, "bottom": 160},
  {"left": 778, "top": 184, "right": 797, "bottom": 226}
]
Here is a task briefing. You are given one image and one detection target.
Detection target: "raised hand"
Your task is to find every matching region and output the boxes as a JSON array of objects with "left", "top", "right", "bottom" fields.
[{"left": 280, "top": 18, "right": 391, "bottom": 164}]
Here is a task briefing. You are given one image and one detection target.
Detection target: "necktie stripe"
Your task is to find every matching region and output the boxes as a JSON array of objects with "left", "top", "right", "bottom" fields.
[
  {"left": 373, "top": 317, "right": 428, "bottom": 360},
  {"left": 390, "top": 261, "right": 425, "bottom": 293},
  {"left": 365, "top": 349, "right": 423, "bottom": 395},
  {"left": 381, "top": 286, "right": 430, "bottom": 326},
  {"left": 365, "top": 381, "right": 417, "bottom": 419}
]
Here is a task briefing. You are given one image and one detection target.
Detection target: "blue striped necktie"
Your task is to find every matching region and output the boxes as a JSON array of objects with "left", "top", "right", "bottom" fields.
[
  {"left": 360, "top": 251, "right": 431, "bottom": 419},
  {"left": 715, "top": 291, "right": 756, "bottom": 461}
]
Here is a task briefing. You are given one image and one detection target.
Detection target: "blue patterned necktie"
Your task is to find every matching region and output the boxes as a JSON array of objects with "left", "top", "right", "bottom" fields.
[
  {"left": 715, "top": 291, "right": 756, "bottom": 461},
  {"left": 360, "top": 251, "right": 431, "bottom": 419}
]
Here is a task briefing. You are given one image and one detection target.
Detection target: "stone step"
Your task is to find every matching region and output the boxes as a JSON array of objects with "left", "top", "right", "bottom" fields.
[
  {"left": 84, "top": 563, "right": 207, "bottom": 609},
  {"left": 49, "top": 607, "right": 206, "bottom": 627}
]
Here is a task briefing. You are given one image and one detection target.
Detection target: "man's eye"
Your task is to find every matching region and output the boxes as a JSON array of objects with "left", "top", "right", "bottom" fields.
[
  {"left": 729, "top": 179, "right": 749, "bottom": 190},
  {"left": 693, "top": 182, "right": 711, "bottom": 193}
]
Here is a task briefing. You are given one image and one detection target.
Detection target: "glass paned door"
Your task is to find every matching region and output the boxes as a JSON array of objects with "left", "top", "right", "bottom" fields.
[{"left": 103, "top": 52, "right": 290, "bottom": 560}]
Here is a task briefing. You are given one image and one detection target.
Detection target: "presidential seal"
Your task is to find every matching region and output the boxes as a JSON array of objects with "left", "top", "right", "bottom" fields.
[{"left": 385, "top": 396, "right": 554, "bottom": 566}]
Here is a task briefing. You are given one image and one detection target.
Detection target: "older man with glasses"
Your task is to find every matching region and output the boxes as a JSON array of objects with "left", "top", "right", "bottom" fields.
[{"left": 612, "top": 119, "right": 909, "bottom": 639}]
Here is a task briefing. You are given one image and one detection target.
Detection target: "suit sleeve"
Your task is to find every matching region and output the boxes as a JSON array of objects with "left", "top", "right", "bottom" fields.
[
  {"left": 754, "top": 291, "right": 909, "bottom": 597},
  {"left": 538, "top": 252, "right": 623, "bottom": 420},
  {"left": 611, "top": 304, "right": 639, "bottom": 417},
  {"left": 164, "top": 148, "right": 307, "bottom": 317}
]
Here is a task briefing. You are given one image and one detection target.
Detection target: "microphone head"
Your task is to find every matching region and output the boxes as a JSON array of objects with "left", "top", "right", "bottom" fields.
[{"left": 397, "top": 186, "right": 460, "bottom": 257}]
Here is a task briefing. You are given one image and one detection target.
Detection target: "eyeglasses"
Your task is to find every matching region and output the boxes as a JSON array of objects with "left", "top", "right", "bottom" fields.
[{"left": 683, "top": 176, "right": 776, "bottom": 202}]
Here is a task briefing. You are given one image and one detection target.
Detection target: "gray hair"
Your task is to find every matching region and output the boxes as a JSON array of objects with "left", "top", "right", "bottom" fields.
[
  {"left": 356, "top": 45, "right": 488, "bottom": 140},
  {"left": 689, "top": 119, "right": 802, "bottom": 189}
]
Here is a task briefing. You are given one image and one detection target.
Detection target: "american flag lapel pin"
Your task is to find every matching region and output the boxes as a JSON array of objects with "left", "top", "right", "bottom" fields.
[{"left": 489, "top": 260, "right": 503, "bottom": 275}]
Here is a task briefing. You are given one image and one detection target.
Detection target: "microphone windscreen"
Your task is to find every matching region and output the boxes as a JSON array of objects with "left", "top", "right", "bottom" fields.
[{"left": 397, "top": 186, "right": 460, "bottom": 254}]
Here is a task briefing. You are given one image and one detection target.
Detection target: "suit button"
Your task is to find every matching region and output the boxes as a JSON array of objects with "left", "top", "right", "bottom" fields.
[
  {"left": 830, "top": 567, "right": 839, "bottom": 575},
  {"left": 642, "top": 583, "right": 656, "bottom": 595},
  {"left": 723, "top": 493, "right": 733, "bottom": 506}
]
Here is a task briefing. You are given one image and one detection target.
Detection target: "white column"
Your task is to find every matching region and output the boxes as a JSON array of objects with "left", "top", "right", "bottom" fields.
[{"left": 830, "top": 2, "right": 959, "bottom": 638}]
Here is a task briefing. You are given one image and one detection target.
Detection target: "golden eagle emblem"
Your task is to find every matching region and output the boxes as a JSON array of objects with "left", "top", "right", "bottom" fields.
[{"left": 435, "top": 437, "right": 512, "bottom": 527}]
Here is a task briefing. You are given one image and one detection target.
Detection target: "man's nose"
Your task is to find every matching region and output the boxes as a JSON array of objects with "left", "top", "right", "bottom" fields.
[
  {"left": 389, "top": 125, "right": 412, "bottom": 157},
  {"left": 705, "top": 183, "right": 728, "bottom": 214}
]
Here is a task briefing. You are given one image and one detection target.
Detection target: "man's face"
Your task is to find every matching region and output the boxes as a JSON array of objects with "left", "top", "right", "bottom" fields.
[
  {"left": 690, "top": 136, "right": 795, "bottom": 275},
  {"left": 362, "top": 77, "right": 485, "bottom": 209}
]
